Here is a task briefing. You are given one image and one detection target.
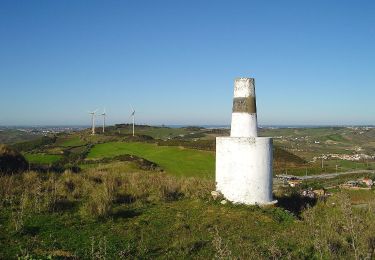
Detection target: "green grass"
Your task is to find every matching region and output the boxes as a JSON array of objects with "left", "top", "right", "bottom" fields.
[
  {"left": 87, "top": 142, "right": 215, "bottom": 178},
  {"left": 324, "top": 159, "right": 375, "bottom": 171},
  {"left": 56, "top": 136, "right": 86, "bottom": 147},
  {"left": 0, "top": 199, "right": 294, "bottom": 259},
  {"left": 1, "top": 164, "right": 375, "bottom": 259},
  {"left": 323, "top": 133, "right": 348, "bottom": 142},
  {"left": 24, "top": 153, "right": 62, "bottom": 164}
]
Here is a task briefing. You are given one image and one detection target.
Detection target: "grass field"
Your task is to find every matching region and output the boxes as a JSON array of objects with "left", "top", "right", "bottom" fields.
[
  {"left": 0, "top": 198, "right": 292, "bottom": 259},
  {"left": 88, "top": 142, "right": 215, "bottom": 178},
  {"left": 24, "top": 153, "right": 62, "bottom": 164},
  {"left": 57, "top": 136, "right": 86, "bottom": 147},
  {"left": 1, "top": 168, "right": 375, "bottom": 259}
]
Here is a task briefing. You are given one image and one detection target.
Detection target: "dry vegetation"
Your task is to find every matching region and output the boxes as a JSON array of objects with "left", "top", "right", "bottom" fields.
[
  {"left": 1, "top": 165, "right": 375, "bottom": 259},
  {"left": 1, "top": 165, "right": 213, "bottom": 221}
]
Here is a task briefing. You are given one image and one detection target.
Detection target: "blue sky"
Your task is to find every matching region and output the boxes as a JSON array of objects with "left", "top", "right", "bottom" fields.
[{"left": 0, "top": 0, "right": 374, "bottom": 126}]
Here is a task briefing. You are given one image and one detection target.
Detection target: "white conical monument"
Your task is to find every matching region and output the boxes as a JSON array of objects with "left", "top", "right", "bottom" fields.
[{"left": 216, "top": 78, "right": 275, "bottom": 205}]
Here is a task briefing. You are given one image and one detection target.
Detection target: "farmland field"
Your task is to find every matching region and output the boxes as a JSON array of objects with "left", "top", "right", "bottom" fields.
[
  {"left": 24, "top": 153, "right": 62, "bottom": 164},
  {"left": 57, "top": 136, "right": 86, "bottom": 147}
]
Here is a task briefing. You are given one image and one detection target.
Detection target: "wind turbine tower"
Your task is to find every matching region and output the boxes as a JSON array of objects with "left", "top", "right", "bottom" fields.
[
  {"left": 101, "top": 108, "right": 106, "bottom": 133},
  {"left": 130, "top": 105, "right": 135, "bottom": 136},
  {"left": 88, "top": 109, "right": 98, "bottom": 135}
]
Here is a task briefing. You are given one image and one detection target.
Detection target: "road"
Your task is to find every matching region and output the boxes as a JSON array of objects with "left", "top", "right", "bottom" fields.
[{"left": 276, "top": 169, "right": 374, "bottom": 181}]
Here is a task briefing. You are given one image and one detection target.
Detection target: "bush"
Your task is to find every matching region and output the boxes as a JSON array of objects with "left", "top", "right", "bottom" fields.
[
  {"left": 80, "top": 186, "right": 113, "bottom": 219},
  {"left": 0, "top": 144, "right": 28, "bottom": 174},
  {"left": 79, "top": 177, "right": 115, "bottom": 219}
]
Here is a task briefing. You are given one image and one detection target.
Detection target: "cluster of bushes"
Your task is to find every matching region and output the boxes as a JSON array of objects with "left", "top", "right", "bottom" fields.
[
  {"left": 60, "top": 144, "right": 93, "bottom": 165},
  {"left": 87, "top": 154, "right": 163, "bottom": 171},
  {"left": 0, "top": 144, "right": 28, "bottom": 174},
  {"left": 205, "top": 128, "right": 229, "bottom": 135},
  {"left": 122, "top": 134, "right": 154, "bottom": 142},
  {"left": 11, "top": 136, "right": 57, "bottom": 152}
]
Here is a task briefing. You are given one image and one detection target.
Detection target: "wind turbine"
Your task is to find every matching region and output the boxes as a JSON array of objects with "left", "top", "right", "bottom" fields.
[
  {"left": 88, "top": 109, "right": 98, "bottom": 135},
  {"left": 101, "top": 108, "right": 106, "bottom": 133},
  {"left": 130, "top": 105, "right": 135, "bottom": 136}
]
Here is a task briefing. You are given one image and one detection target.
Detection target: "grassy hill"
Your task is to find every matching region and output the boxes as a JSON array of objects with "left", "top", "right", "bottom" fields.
[
  {"left": 2, "top": 125, "right": 309, "bottom": 177},
  {"left": 1, "top": 165, "right": 374, "bottom": 259},
  {"left": 1, "top": 126, "right": 375, "bottom": 258},
  {"left": 0, "top": 129, "right": 43, "bottom": 144},
  {"left": 87, "top": 142, "right": 215, "bottom": 178}
]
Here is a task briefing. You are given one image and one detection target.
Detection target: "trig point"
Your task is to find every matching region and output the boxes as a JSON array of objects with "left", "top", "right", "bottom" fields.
[{"left": 216, "top": 78, "right": 275, "bottom": 205}]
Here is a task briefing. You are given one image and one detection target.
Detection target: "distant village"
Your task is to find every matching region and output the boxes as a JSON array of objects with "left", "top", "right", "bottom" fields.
[
  {"left": 312, "top": 153, "right": 375, "bottom": 162},
  {"left": 0, "top": 126, "right": 85, "bottom": 135},
  {"left": 276, "top": 175, "right": 374, "bottom": 200}
]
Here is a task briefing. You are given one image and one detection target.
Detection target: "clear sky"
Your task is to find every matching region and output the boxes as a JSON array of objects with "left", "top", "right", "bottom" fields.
[{"left": 0, "top": 0, "right": 374, "bottom": 126}]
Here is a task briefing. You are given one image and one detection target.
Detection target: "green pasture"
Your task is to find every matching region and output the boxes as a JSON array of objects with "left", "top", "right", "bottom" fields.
[
  {"left": 57, "top": 137, "right": 86, "bottom": 147},
  {"left": 24, "top": 153, "right": 62, "bottom": 164},
  {"left": 87, "top": 142, "right": 215, "bottom": 178},
  {"left": 323, "top": 159, "right": 375, "bottom": 171}
]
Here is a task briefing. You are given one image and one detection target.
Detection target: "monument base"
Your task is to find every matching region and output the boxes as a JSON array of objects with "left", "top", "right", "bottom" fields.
[{"left": 216, "top": 137, "right": 274, "bottom": 205}]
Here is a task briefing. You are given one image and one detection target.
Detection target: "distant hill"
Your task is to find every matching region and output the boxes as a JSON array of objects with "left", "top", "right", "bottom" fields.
[
  {"left": 273, "top": 146, "right": 307, "bottom": 166},
  {"left": 11, "top": 136, "right": 57, "bottom": 152},
  {"left": 0, "top": 129, "right": 43, "bottom": 145}
]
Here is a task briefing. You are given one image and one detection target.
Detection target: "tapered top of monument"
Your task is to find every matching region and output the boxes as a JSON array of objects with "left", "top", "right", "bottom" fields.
[{"left": 234, "top": 78, "right": 255, "bottom": 98}]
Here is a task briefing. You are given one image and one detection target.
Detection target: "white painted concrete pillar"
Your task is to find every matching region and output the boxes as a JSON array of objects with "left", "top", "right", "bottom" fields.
[
  {"left": 230, "top": 78, "right": 258, "bottom": 137},
  {"left": 216, "top": 77, "right": 275, "bottom": 205}
]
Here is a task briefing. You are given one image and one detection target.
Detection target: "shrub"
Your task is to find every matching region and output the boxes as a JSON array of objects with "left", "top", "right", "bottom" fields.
[
  {"left": 58, "top": 170, "right": 89, "bottom": 200},
  {"left": 159, "top": 178, "right": 183, "bottom": 201},
  {"left": 79, "top": 180, "right": 114, "bottom": 219},
  {"left": 0, "top": 144, "right": 28, "bottom": 174}
]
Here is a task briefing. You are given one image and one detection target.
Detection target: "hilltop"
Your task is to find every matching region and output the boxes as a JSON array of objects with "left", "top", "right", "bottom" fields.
[
  {"left": 0, "top": 125, "right": 374, "bottom": 258},
  {"left": 5, "top": 124, "right": 308, "bottom": 177}
]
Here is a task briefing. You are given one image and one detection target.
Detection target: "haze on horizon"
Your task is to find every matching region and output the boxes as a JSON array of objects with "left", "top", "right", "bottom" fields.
[{"left": 0, "top": 0, "right": 374, "bottom": 126}]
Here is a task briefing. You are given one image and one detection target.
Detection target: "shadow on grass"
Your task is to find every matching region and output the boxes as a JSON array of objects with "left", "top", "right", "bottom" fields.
[
  {"left": 112, "top": 209, "right": 142, "bottom": 219},
  {"left": 276, "top": 193, "right": 317, "bottom": 217},
  {"left": 115, "top": 194, "right": 136, "bottom": 204},
  {"left": 20, "top": 225, "right": 40, "bottom": 236},
  {"left": 53, "top": 199, "right": 78, "bottom": 212}
]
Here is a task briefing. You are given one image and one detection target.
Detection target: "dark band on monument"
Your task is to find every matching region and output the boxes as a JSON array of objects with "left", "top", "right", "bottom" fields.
[{"left": 232, "top": 97, "right": 257, "bottom": 113}]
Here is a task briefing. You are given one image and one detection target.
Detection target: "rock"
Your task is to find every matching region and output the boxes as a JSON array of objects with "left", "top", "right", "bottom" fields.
[
  {"left": 211, "top": 191, "right": 221, "bottom": 200},
  {"left": 220, "top": 200, "right": 227, "bottom": 205}
]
